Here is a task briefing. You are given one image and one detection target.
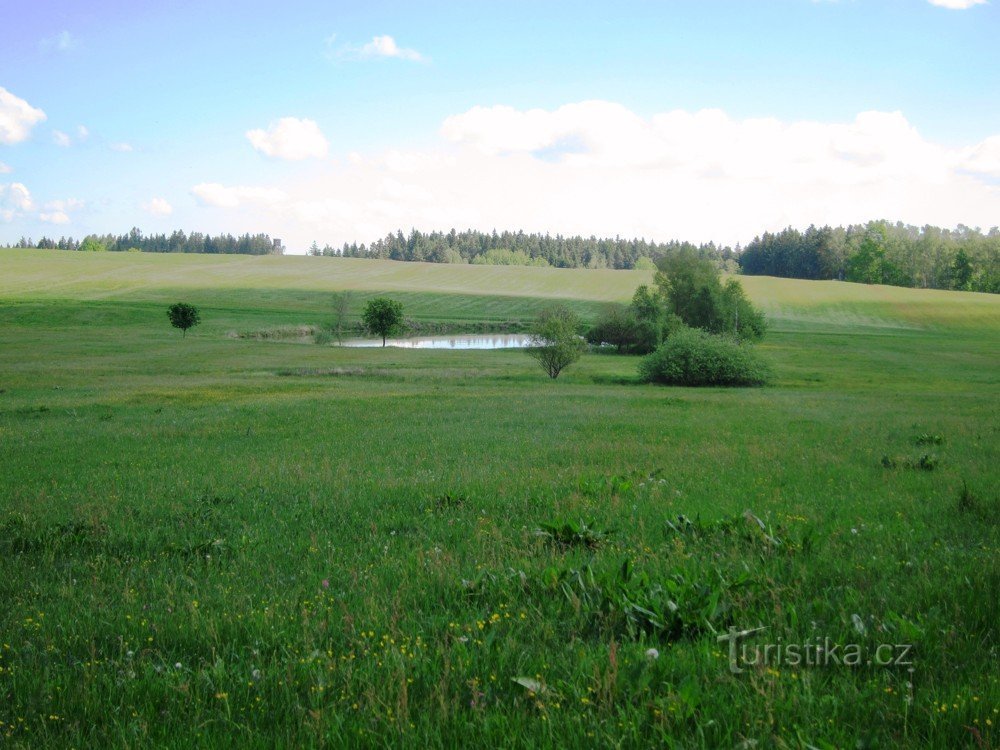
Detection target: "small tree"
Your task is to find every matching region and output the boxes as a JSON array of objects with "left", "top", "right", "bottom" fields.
[
  {"left": 527, "top": 305, "right": 585, "bottom": 379},
  {"left": 167, "top": 303, "right": 201, "bottom": 337},
  {"left": 586, "top": 303, "right": 643, "bottom": 353},
  {"left": 653, "top": 250, "right": 766, "bottom": 341},
  {"left": 362, "top": 297, "right": 404, "bottom": 346},
  {"left": 331, "top": 290, "right": 354, "bottom": 344}
]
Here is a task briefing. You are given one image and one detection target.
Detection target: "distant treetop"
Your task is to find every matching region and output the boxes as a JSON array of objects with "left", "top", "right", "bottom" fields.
[{"left": 18, "top": 228, "right": 284, "bottom": 256}]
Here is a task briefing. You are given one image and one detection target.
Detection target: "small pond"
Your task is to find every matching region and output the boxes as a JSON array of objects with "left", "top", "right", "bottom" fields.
[{"left": 342, "top": 333, "right": 533, "bottom": 350}]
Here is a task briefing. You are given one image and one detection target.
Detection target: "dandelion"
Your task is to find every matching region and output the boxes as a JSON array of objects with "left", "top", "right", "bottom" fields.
[
  {"left": 174, "top": 662, "right": 182, "bottom": 670},
  {"left": 645, "top": 648, "right": 660, "bottom": 661}
]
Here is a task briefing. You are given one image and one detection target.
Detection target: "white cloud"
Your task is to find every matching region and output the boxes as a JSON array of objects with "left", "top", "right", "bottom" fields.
[
  {"left": 251, "top": 102, "right": 1000, "bottom": 251},
  {"left": 110, "top": 142, "right": 134, "bottom": 152},
  {"left": 53, "top": 129, "right": 71, "bottom": 147},
  {"left": 142, "top": 197, "right": 174, "bottom": 216},
  {"left": 961, "top": 135, "right": 1000, "bottom": 176},
  {"left": 0, "top": 88, "right": 47, "bottom": 145},
  {"left": 38, "top": 198, "right": 83, "bottom": 224},
  {"left": 191, "top": 182, "right": 287, "bottom": 209},
  {"left": 45, "top": 198, "right": 84, "bottom": 211},
  {"left": 0, "top": 182, "right": 33, "bottom": 222},
  {"left": 0, "top": 162, "right": 11, "bottom": 174},
  {"left": 77, "top": 125, "right": 89, "bottom": 140},
  {"left": 360, "top": 35, "right": 424, "bottom": 61},
  {"left": 331, "top": 34, "right": 425, "bottom": 62},
  {"left": 927, "top": 0, "right": 987, "bottom": 8},
  {"left": 246, "top": 117, "right": 329, "bottom": 160},
  {"left": 40, "top": 30, "right": 78, "bottom": 52}
]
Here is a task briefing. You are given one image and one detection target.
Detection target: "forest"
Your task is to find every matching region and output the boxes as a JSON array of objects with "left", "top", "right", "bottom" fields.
[
  {"left": 11, "top": 228, "right": 283, "bottom": 256},
  {"left": 738, "top": 221, "right": 999, "bottom": 293},
  {"left": 11, "top": 220, "right": 999, "bottom": 293}
]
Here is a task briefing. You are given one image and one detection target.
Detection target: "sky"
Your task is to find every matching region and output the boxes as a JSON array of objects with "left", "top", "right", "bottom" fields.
[{"left": 1, "top": 0, "right": 998, "bottom": 253}]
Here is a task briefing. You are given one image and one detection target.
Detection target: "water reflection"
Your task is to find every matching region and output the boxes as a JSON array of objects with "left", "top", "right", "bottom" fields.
[{"left": 342, "top": 333, "right": 533, "bottom": 350}]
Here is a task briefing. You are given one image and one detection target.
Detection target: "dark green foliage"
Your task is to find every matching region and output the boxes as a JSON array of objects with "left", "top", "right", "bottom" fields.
[
  {"left": 328, "top": 227, "right": 732, "bottom": 269},
  {"left": 546, "top": 559, "right": 737, "bottom": 641},
  {"left": 948, "top": 249, "right": 974, "bottom": 290},
  {"left": 740, "top": 220, "right": 1000, "bottom": 293},
  {"left": 166, "top": 302, "right": 200, "bottom": 337},
  {"left": 882, "top": 453, "right": 940, "bottom": 471},
  {"left": 536, "top": 520, "right": 612, "bottom": 549},
  {"left": 362, "top": 297, "right": 404, "bottom": 346},
  {"left": 638, "top": 327, "right": 770, "bottom": 386},
  {"left": 526, "top": 305, "right": 585, "bottom": 379},
  {"left": 26, "top": 227, "right": 283, "bottom": 255},
  {"left": 585, "top": 304, "right": 646, "bottom": 353},
  {"left": 654, "top": 250, "right": 766, "bottom": 340}
]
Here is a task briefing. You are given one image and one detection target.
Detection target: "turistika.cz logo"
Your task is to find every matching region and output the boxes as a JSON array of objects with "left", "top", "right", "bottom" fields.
[{"left": 718, "top": 626, "right": 915, "bottom": 674}]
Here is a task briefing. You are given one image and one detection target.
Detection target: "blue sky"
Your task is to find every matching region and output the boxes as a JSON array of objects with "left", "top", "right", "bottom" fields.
[{"left": 2, "top": 0, "right": 998, "bottom": 251}]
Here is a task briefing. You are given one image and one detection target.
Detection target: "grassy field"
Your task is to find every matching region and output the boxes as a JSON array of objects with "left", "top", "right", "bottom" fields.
[{"left": 1, "top": 249, "right": 998, "bottom": 748}]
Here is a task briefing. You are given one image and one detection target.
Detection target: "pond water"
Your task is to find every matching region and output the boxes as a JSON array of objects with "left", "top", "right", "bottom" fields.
[{"left": 342, "top": 333, "right": 533, "bottom": 350}]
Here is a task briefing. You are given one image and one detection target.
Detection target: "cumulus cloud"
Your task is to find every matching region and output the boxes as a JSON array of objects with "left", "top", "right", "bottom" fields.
[
  {"left": 246, "top": 117, "right": 329, "bottom": 160},
  {"left": 191, "top": 182, "right": 287, "bottom": 209},
  {"left": 0, "top": 162, "right": 11, "bottom": 174},
  {"left": 330, "top": 34, "right": 425, "bottom": 62},
  {"left": 38, "top": 198, "right": 84, "bottom": 224},
  {"left": 185, "top": 102, "right": 1000, "bottom": 251},
  {"left": 0, "top": 88, "right": 47, "bottom": 145},
  {"left": 0, "top": 182, "right": 33, "bottom": 222},
  {"left": 39, "top": 210, "right": 70, "bottom": 224},
  {"left": 110, "top": 142, "right": 134, "bottom": 152},
  {"left": 961, "top": 135, "right": 1000, "bottom": 176},
  {"left": 53, "top": 129, "right": 71, "bottom": 147},
  {"left": 77, "top": 125, "right": 89, "bottom": 140},
  {"left": 143, "top": 197, "right": 174, "bottom": 216},
  {"left": 927, "top": 0, "right": 986, "bottom": 8}
]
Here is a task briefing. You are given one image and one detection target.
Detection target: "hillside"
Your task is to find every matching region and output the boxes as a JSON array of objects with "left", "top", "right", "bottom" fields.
[{"left": 3, "top": 249, "right": 998, "bottom": 334}]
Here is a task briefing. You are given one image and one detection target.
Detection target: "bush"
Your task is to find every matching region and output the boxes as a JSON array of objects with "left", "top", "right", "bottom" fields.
[
  {"left": 638, "top": 327, "right": 769, "bottom": 386},
  {"left": 527, "top": 305, "right": 586, "bottom": 379}
]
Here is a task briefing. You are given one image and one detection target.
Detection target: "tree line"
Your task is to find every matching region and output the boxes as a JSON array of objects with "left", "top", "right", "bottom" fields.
[
  {"left": 10, "top": 220, "right": 998, "bottom": 293},
  {"left": 10, "top": 228, "right": 283, "bottom": 255},
  {"left": 738, "top": 221, "right": 999, "bottom": 293},
  {"left": 311, "top": 229, "right": 734, "bottom": 270}
]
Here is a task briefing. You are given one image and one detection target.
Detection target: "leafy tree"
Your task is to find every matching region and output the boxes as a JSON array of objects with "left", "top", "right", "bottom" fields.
[
  {"left": 167, "top": 303, "right": 201, "bottom": 337},
  {"left": 719, "top": 278, "right": 767, "bottom": 340},
  {"left": 79, "top": 236, "right": 107, "bottom": 253},
  {"left": 948, "top": 249, "right": 974, "bottom": 290},
  {"left": 653, "top": 250, "right": 765, "bottom": 340},
  {"left": 527, "top": 305, "right": 586, "bottom": 379},
  {"left": 362, "top": 297, "right": 404, "bottom": 346},
  {"left": 585, "top": 304, "right": 643, "bottom": 353}
]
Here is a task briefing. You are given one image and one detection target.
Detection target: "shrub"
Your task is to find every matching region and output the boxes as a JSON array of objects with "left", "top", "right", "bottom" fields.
[
  {"left": 527, "top": 305, "right": 586, "bottom": 379},
  {"left": 638, "top": 326, "right": 769, "bottom": 386}
]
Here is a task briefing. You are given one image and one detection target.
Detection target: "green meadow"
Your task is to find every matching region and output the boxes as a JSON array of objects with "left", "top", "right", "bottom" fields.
[{"left": 1, "top": 249, "right": 998, "bottom": 748}]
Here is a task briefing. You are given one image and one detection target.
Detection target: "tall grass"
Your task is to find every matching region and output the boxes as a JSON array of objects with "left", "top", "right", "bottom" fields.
[{"left": 0, "top": 254, "right": 997, "bottom": 747}]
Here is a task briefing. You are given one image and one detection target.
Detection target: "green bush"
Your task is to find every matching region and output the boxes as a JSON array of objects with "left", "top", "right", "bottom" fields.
[{"left": 638, "top": 326, "right": 770, "bottom": 386}]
